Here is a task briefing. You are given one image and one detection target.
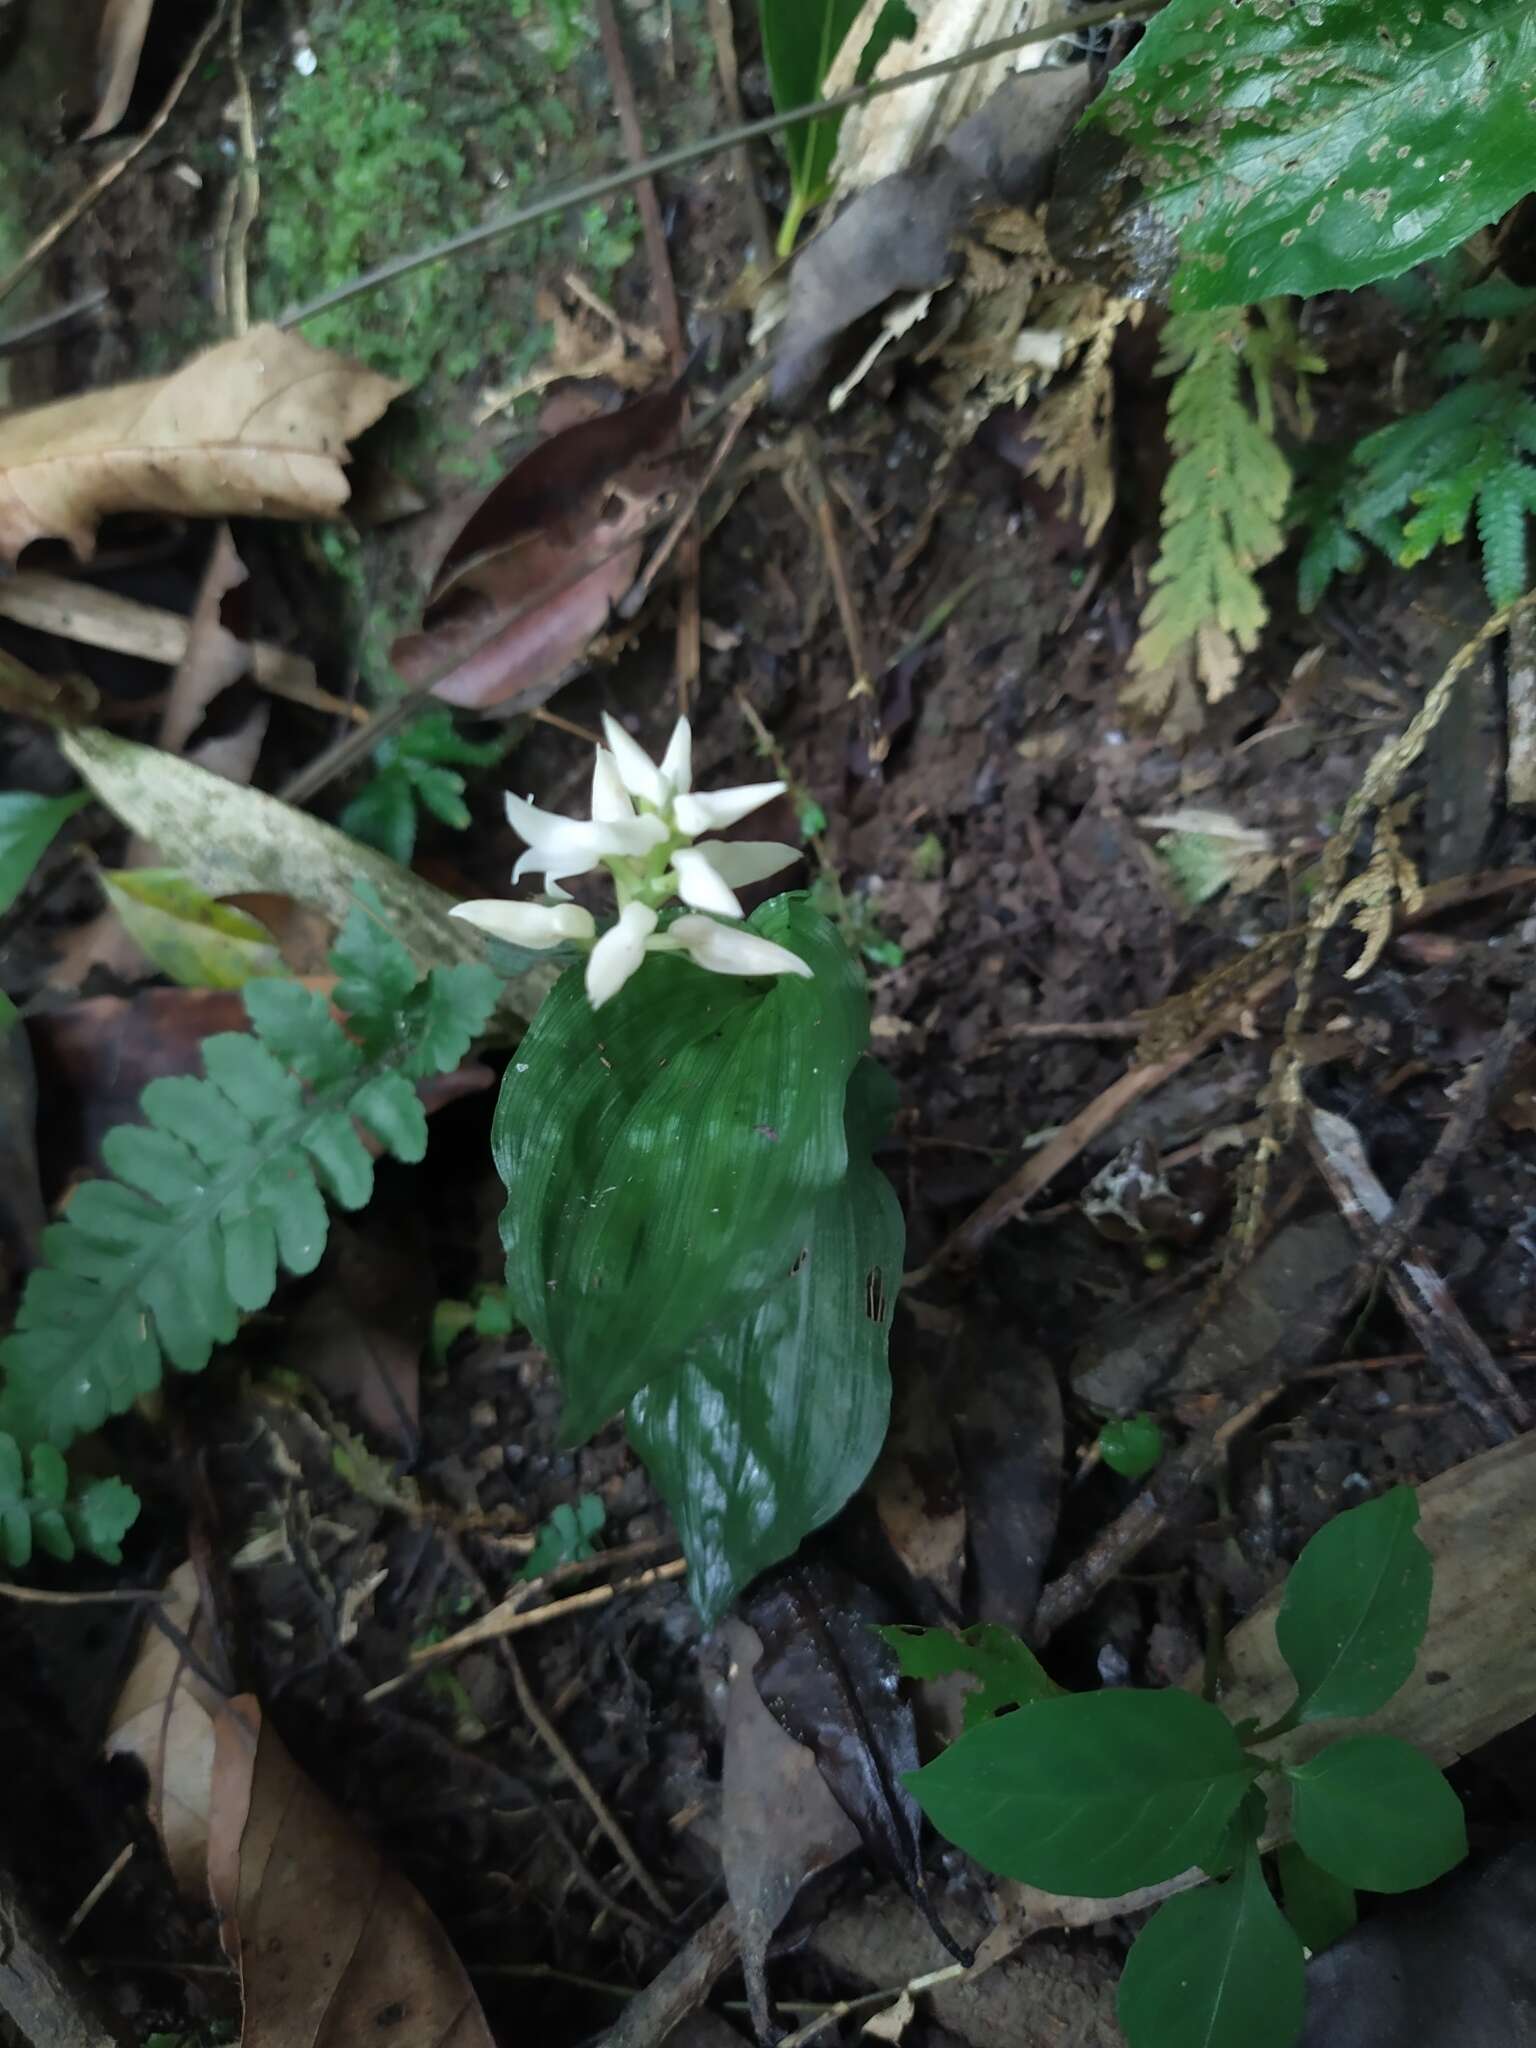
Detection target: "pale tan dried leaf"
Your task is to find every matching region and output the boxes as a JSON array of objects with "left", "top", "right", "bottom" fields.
[
  {"left": 1195, "top": 621, "right": 1242, "bottom": 702},
  {"left": 830, "top": 0, "right": 1033, "bottom": 195},
  {"left": 105, "top": 1562, "right": 223, "bottom": 1898},
  {"left": 1120, "top": 645, "right": 1207, "bottom": 740},
  {"left": 208, "top": 1696, "right": 494, "bottom": 2048},
  {"left": 83, "top": 0, "right": 156, "bottom": 139},
  {"left": 0, "top": 326, "right": 403, "bottom": 563}
]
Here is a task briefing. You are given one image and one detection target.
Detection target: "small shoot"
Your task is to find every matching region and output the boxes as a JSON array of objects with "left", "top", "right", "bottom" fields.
[{"left": 1098, "top": 1413, "right": 1165, "bottom": 1480}]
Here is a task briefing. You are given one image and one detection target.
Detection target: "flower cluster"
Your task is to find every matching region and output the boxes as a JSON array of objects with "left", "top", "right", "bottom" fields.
[{"left": 451, "top": 715, "right": 812, "bottom": 1008}]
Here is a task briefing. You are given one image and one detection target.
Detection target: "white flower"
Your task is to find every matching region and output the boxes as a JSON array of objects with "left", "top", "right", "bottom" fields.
[
  {"left": 456, "top": 714, "right": 811, "bottom": 1008},
  {"left": 506, "top": 790, "right": 666, "bottom": 889},
  {"left": 587, "top": 901, "right": 658, "bottom": 1009},
  {"left": 671, "top": 841, "right": 799, "bottom": 918},
  {"left": 449, "top": 900, "right": 595, "bottom": 949},
  {"left": 666, "top": 914, "right": 814, "bottom": 981}
]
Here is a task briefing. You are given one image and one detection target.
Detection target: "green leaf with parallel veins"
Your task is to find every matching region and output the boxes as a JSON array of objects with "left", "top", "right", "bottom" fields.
[
  {"left": 878, "top": 1621, "right": 1063, "bottom": 1729},
  {"left": 629, "top": 1059, "right": 900, "bottom": 1625},
  {"left": 1276, "top": 1842, "right": 1357, "bottom": 1954},
  {"left": 907, "top": 1688, "right": 1261, "bottom": 1895},
  {"left": 1287, "top": 1736, "right": 1467, "bottom": 1894},
  {"left": 1118, "top": 1843, "right": 1305, "bottom": 2048},
  {"left": 0, "top": 790, "right": 86, "bottom": 915},
  {"left": 1275, "top": 1485, "right": 1431, "bottom": 1723},
  {"left": 1072, "top": 0, "right": 1536, "bottom": 310},
  {"left": 98, "top": 869, "right": 286, "bottom": 989},
  {"left": 759, "top": 0, "right": 914, "bottom": 248},
  {"left": 495, "top": 895, "right": 868, "bottom": 1443}
]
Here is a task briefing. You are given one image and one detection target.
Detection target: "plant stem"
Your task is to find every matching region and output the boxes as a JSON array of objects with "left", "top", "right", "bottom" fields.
[{"left": 776, "top": 188, "right": 810, "bottom": 260}]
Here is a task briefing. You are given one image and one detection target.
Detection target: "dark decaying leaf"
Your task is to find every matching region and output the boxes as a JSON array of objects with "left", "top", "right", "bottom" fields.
[
  {"left": 951, "top": 1336, "right": 1062, "bottom": 1637},
  {"left": 1298, "top": 1844, "right": 1536, "bottom": 2048},
  {"left": 745, "top": 1560, "right": 971, "bottom": 1964},
  {"left": 629, "top": 1058, "right": 900, "bottom": 1625},
  {"left": 290, "top": 1211, "right": 432, "bottom": 1449},
  {"left": 390, "top": 379, "right": 685, "bottom": 711},
  {"left": 494, "top": 896, "right": 869, "bottom": 1442},
  {"left": 720, "top": 1619, "right": 860, "bottom": 2044},
  {"left": 869, "top": 1333, "right": 967, "bottom": 1615},
  {"left": 0, "top": 1023, "right": 46, "bottom": 1274},
  {"left": 207, "top": 1696, "right": 495, "bottom": 2048},
  {"left": 1052, "top": 0, "right": 1536, "bottom": 309},
  {"left": 771, "top": 66, "right": 1093, "bottom": 408}
]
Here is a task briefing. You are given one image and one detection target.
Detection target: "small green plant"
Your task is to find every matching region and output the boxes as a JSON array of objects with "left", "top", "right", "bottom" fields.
[
  {"left": 340, "top": 708, "right": 511, "bottom": 867},
  {"left": 452, "top": 715, "right": 901, "bottom": 1622},
  {"left": 519, "top": 1493, "right": 605, "bottom": 1580},
  {"left": 0, "top": 885, "right": 497, "bottom": 1468},
  {"left": 1298, "top": 274, "right": 1536, "bottom": 613},
  {"left": 758, "top": 0, "right": 914, "bottom": 256},
  {"left": 895, "top": 1487, "right": 1465, "bottom": 2048},
  {"left": 0, "top": 1436, "right": 137, "bottom": 1569},
  {"left": 1097, "top": 1412, "right": 1163, "bottom": 1480}
]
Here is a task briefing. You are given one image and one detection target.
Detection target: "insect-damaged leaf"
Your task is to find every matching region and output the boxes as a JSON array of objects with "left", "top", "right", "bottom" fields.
[
  {"left": 879, "top": 1622, "right": 1063, "bottom": 1730},
  {"left": 494, "top": 896, "right": 869, "bottom": 1442},
  {"left": 1052, "top": 0, "right": 1536, "bottom": 310},
  {"left": 629, "top": 1057, "right": 899, "bottom": 1625},
  {"left": 744, "top": 1562, "right": 970, "bottom": 1965}
]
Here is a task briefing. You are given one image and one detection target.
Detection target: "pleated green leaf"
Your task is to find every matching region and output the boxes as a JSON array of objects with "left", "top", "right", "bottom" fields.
[
  {"left": 495, "top": 895, "right": 869, "bottom": 1442},
  {"left": 628, "top": 1058, "right": 901, "bottom": 1624}
]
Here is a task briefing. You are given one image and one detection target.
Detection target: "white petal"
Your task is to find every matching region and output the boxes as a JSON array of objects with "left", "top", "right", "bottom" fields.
[
  {"left": 690, "top": 840, "right": 800, "bottom": 887},
  {"left": 669, "top": 914, "right": 814, "bottom": 982},
  {"left": 505, "top": 791, "right": 665, "bottom": 880},
  {"left": 601, "top": 713, "right": 666, "bottom": 807},
  {"left": 659, "top": 717, "right": 693, "bottom": 797},
  {"left": 591, "top": 747, "right": 637, "bottom": 823},
  {"left": 448, "top": 900, "right": 595, "bottom": 948},
  {"left": 673, "top": 781, "right": 786, "bottom": 836},
  {"left": 672, "top": 846, "right": 744, "bottom": 918},
  {"left": 586, "top": 901, "right": 659, "bottom": 1009}
]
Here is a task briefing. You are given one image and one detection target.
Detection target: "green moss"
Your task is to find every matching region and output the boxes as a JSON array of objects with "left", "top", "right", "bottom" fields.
[{"left": 255, "top": 0, "right": 637, "bottom": 395}]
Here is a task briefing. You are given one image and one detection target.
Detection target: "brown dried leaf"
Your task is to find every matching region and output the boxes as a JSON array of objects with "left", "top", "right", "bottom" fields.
[
  {"left": 290, "top": 1213, "right": 431, "bottom": 1448},
  {"left": 207, "top": 1696, "right": 494, "bottom": 2048},
  {"left": 105, "top": 1562, "right": 223, "bottom": 1898},
  {"left": 0, "top": 328, "right": 402, "bottom": 563},
  {"left": 391, "top": 379, "right": 683, "bottom": 712},
  {"left": 721, "top": 1619, "right": 860, "bottom": 2043},
  {"left": 871, "top": 1359, "right": 966, "bottom": 1611},
  {"left": 159, "top": 525, "right": 255, "bottom": 755}
]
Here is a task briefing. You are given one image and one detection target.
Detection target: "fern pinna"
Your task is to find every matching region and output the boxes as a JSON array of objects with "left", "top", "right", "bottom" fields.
[{"left": 0, "top": 885, "right": 498, "bottom": 1554}]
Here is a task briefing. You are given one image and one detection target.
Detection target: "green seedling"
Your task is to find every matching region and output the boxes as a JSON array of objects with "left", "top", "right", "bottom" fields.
[
  {"left": 1098, "top": 1413, "right": 1164, "bottom": 1480},
  {"left": 898, "top": 1487, "right": 1465, "bottom": 2048}
]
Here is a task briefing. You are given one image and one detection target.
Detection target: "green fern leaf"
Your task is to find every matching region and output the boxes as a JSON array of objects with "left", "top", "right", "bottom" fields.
[
  {"left": 1132, "top": 308, "right": 1292, "bottom": 677},
  {"left": 0, "top": 884, "right": 498, "bottom": 1452},
  {"left": 340, "top": 709, "right": 509, "bottom": 866},
  {"left": 0, "top": 1434, "right": 140, "bottom": 1567}
]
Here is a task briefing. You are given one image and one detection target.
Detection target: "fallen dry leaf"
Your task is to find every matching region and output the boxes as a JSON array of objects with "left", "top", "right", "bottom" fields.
[
  {"left": 160, "top": 525, "right": 259, "bottom": 754},
  {"left": 390, "top": 378, "right": 683, "bottom": 711},
  {"left": 83, "top": 0, "right": 157, "bottom": 138},
  {"left": 721, "top": 1619, "right": 859, "bottom": 2042},
  {"left": 290, "top": 1213, "right": 431, "bottom": 1448},
  {"left": 105, "top": 1561, "right": 224, "bottom": 1897},
  {"left": 208, "top": 1695, "right": 495, "bottom": 2048},
  {"left": 0, "top": 327, "right": 402, "bottom": 563}
]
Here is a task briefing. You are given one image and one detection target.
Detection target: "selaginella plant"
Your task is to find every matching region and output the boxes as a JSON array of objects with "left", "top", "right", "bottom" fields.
[
  {"left": 891, "top": 1486, "right": 1465, "bottom": 2048},
  {"left": 452, "top": 715, "right": 901, "bottom": 1622}
]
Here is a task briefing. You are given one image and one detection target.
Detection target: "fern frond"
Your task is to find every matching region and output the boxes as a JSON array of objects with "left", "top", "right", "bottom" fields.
[
  {"left": 1131, "top": 308, "right": 1292, "bottom": 694},
  {"left": 0, "top": 885, "right": 498, "bottom": 1452},
  {"left": 0, "top": 1435, "right": 139, "bottom": 1568}
]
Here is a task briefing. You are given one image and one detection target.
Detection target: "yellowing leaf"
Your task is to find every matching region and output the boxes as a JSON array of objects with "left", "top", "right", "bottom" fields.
[
  {"left": 98, "top": 868, "right": 287, "bottom": 990},
  {"left": 0, "top": 327, "right": 402, "bottom": 563}
]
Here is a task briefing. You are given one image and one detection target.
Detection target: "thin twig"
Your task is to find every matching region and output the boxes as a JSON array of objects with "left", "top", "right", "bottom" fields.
[
  {"left": 599, "top": 1903, "right": 739, "bottom": 2048},
  {"left": 224, "top": 0, "right": 260, "bottom": 338},
  {"left": 916, "top": 965, "right": 1290, "bottom": 1276},
  {"left": 706, "top": 0, "right": 776, "bottom": 262},
  {"left": 620, "top": 395, "right": 755, "bottom": 619},
  {"left": 0, "top": 1581, "right": 169, "bottom": 1607},
  {"left": 60, "top": 1846, "right": 134, "bottom": 1946},
  {"left": 774, "top": 1965, "right": 967, "bottom": 2048},
  {"left": 0, "top": 2, "right": 229, "bottom": 307},
  {"left": 363, "top": 1559, "right": 688, "bottom": 1700},
  {"left": 276, "top": 2, "right": 1150, "bottom": 331}
]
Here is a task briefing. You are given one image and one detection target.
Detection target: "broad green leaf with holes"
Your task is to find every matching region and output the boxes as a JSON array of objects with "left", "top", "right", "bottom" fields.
[
  {"left": 1064, "top": 0, "right": 1536, "bottom": 310},
  {"left": 1287, "top": 1736, "right": 1467, "bottom": 1893},
  {"left": 1275, "top": 1485, "right": 1432, "bottom": 1723},
  {"left": 494, "top": 895, "right": 870, "bottom": 1443},
  {"left": 630, "top": 1059, "right": 900, "bottom": 1625},
  {"left": 1118, "top": 1842, "right": 1305, "bottom": 2048},
  {"left": 878, "top": 1621, "right": 1064, "bottom": 1728},
  {"left": 99, "top": 868, "right": 286, "bottom": 989},
  {"left": 908, "top": 1688, "right": 1262, "bottom": 1894}
]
